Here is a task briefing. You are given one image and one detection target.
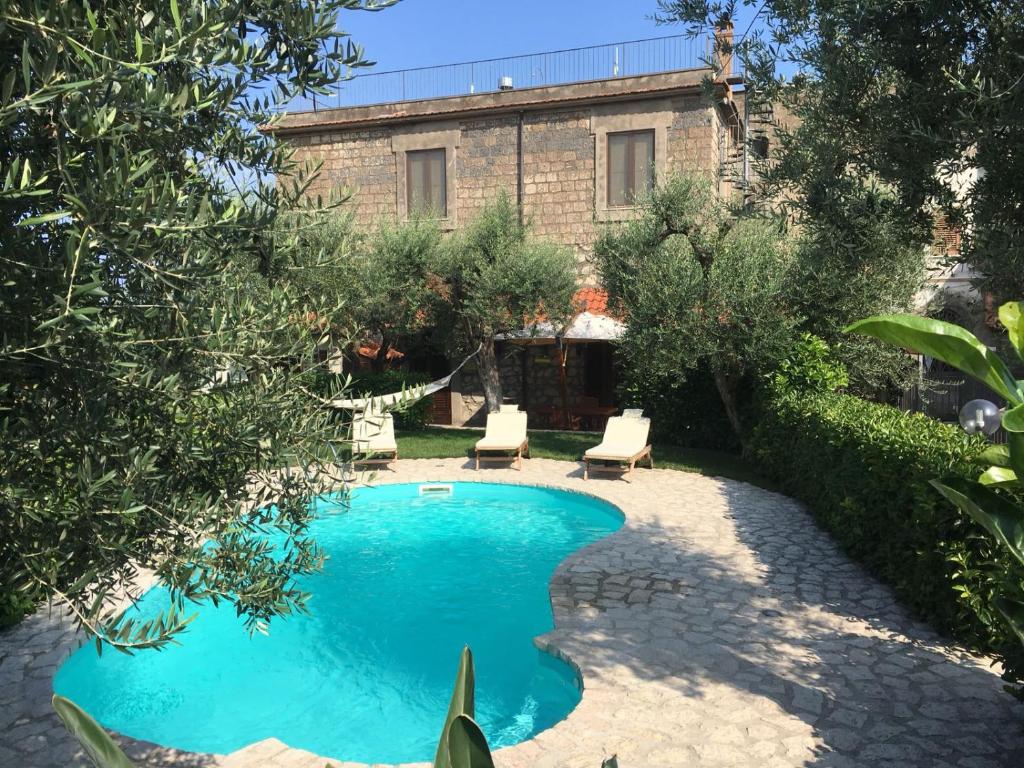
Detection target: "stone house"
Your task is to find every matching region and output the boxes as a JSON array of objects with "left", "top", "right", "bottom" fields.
[{"left": 269, "top": 29, "right": 758, "bottom": 426}]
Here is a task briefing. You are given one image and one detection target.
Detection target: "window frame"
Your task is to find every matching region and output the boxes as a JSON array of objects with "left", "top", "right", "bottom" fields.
[
  {"left": 392, "top": 122, "right": 459, "bottom": 228},
  {"left": 590, "top": 101, "right": 672, "bottom": 222},
  {"left": 606, "top": 129, "right": 655, "bottom": 208},
  {"left": 405, "top": 147, "right": 447, "bottom": 219}
]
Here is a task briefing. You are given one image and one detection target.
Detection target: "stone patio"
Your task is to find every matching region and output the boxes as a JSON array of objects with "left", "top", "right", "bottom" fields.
[{"left": 2, "top": 457, "right": 1022, "bottom": 767}]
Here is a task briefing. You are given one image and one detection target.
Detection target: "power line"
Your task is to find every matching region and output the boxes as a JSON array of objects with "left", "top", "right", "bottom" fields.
[{"left": 738, "top": 1, "right": 767, "bottom": 42}]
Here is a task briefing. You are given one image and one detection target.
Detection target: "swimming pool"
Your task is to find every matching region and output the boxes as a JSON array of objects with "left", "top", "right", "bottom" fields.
[{"left": 53, "top": 482, "right": 623, "bottom": 763}]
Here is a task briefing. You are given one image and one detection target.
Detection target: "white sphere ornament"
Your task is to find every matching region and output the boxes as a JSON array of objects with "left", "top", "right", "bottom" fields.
[{"left": 958, "top": 399, "right": 1001, "bottom": 436}]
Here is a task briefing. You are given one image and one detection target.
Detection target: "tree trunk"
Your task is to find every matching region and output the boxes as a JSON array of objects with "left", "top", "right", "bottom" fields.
[
  {"left": 371, "top": 335, "right": 390, "bottom": 373},
  {"left": 711, "top": 365, "right": 746, "bottom": 451},
  {"left": 477, "top": 337, "right": 503, "bottom": 413}
]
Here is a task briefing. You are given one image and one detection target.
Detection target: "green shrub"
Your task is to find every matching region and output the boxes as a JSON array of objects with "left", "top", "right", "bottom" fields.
[
  {"left": 619, "top": 369, "right": 742, "bottom": 452},
  {"left": 0, "top": 587, "right": 37, "bottom": 630},
  {"left": 751, "top": 387, "right": 1024, "bottom": 689},
  {"left": 772, "top": 333, "right": 849, "bottom": 394}
]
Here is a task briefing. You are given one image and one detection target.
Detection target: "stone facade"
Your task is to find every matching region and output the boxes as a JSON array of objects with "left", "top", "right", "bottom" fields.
[
  {"left": 272, "top": 71, "right": 742, "bottom": 424},
  {"left": 274, "top": 71, "right": 740, "bottom": 284}
]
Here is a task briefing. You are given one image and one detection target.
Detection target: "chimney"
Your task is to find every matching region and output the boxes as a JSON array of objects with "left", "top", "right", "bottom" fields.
[
  {"left": 499, "top": 76, "right": 514, "bottom": 91},
  {"left": 714, "top": 19, "right": 734, "bottom": 79}
]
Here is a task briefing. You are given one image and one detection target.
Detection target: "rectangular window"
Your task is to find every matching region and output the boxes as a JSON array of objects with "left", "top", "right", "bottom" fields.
[
  {"left": 406, "top": 148, "right": 446, "bottom": 217},
  {"left": 607, "top": 130, "right": 654, "bottom": 207}
]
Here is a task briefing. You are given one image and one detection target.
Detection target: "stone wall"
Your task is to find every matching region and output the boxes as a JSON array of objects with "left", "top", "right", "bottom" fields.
[
  {"left": 286, "top": 91, "right": 726, "bottom": 284},
  {"left": 449, "top": 342, "right": 593, "bottom": 427},
  {"left": 283, "top": 82, "right": 738, "bottom": 426},
  {"left": 293, "top": 126, "right": 397, "bottom": 224}
]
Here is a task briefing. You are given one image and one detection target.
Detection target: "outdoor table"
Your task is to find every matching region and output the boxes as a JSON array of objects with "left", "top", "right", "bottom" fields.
[{"left": 570, "top": 404, "right": 618, "bottom": 431}]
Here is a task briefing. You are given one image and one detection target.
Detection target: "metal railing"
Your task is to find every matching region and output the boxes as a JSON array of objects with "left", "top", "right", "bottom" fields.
[
  {"left": 899, "top": 372, "right": 1008, "bottom": 443},
  {"left": 285, "top": 34, "right": 710, "bottom": 113}
]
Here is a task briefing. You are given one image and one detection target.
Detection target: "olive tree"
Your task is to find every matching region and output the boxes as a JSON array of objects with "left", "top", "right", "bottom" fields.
[
  {"left": 0, "top": 0, "right": 392, "bottom": 648},
  {"left": 658, "top": 0, "right": 1024, "bottom": 304},
  {"left": 432, "top": 193, "right": 576, "bottom": 412},
  {"left": 594, "top": 173, "right": 799, "bottom": 447}
]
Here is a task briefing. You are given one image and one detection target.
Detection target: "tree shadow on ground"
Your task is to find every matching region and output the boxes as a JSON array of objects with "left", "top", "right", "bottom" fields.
[{"left": 542, "top": 478, "right": 1024, "bottom": 767}]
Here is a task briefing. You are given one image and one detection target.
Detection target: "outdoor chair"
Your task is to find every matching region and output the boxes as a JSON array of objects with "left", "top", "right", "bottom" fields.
[
  {"left": 352, "top": 409, "right": 398, "bottom": 467},
  {"left": 583, "top": 415, "right": 653, "bottom": 479},
  {"left": 475, "top": 410, "right": 530, "bottom": 470}
]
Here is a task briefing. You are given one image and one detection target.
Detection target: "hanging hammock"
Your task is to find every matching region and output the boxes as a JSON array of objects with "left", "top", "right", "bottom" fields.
[{"left": 331, "top": 344, "right": 481, "bottom": 412}]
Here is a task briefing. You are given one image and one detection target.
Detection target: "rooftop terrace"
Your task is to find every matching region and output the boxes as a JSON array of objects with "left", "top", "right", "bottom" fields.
[{"left": 285, "top": 33, "right": 711, "bottom": 113}]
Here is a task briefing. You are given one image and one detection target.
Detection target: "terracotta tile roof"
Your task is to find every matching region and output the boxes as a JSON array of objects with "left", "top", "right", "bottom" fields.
[
  {"left": 573, "top": 287, "right": 623, "bottom": 319},
  {"left": 356, "top": 343, "right": 405, "bottom": 361}
]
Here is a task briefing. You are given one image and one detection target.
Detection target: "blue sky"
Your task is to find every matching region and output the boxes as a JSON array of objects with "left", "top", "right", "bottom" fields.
[{"left": 340, "top": 0, "right": 766, "bottom": 74}]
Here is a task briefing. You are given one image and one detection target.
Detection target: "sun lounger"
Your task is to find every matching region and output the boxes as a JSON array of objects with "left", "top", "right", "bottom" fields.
[
  {"left": 584, "top": 415, "right": 653, "bottom": 479},
  {"left": 352, "top": 410, "right": 398, "bottom": 467},
  {"left": 475, "top": 410, "right": 529, "bottom": 470}
]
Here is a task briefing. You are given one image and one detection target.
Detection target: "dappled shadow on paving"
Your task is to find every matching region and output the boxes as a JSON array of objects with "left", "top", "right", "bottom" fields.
[{"left": 541, "top": 478, "right": 1023, "bottom": 767}]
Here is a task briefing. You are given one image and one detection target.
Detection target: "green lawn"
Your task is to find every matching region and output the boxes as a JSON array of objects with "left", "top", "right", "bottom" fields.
[{"left": 393, "top": 427, "right": 773, "bottom": 489}]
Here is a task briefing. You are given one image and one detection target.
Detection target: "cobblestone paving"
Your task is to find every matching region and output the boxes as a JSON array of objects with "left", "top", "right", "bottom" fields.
[{"left": 2, "top": 458, "right": 1022, "bottom": 767}]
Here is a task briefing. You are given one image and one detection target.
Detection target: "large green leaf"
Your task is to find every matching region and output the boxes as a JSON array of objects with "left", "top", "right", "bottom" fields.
[
  {"left": 845, "top": 314, "right": 1022, "bottom": 403},
  {"left": 979, "top": 444, "right": 1012, "bottom": 468},
  {"left": 998, "top": 301, "right": 1023, "bottom": 360},
  {"left": 995, "top": 597, "right": 1024, "bottom": 647},
  {"left": 445, "top": 715, "right": 495, "bottom": 768},
  {"left": 52, "top": 695, "right": 135, "bottom": 768},
  {"left": 1010, "top": 432, "right": 1024, "bottom": 480},
  {"left": 434, "top": 646, "right": 475, "bottom": 768},
  {"left": 979, "top": 466, "right": 1018, "bottom": 487},
  {"left": 1003, "top": 402, "right": 1024, "bottom": 433},
  {"left": 931, "top": 478, "right": 1024, "bottom": 567}
]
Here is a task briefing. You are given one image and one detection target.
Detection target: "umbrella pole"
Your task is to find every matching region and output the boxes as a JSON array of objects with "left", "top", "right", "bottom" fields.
[{"left": 558, "top": 337, "right": 570, "bottom": 430}]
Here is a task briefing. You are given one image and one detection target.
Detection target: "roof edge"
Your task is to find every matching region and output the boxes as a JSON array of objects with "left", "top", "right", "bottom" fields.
[{"left": 263, "top": 68, "right": 713, "bottom": 136}]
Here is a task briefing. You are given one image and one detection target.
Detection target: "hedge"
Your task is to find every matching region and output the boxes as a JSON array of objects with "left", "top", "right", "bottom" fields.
[{"left": 750, "top": 387, "right": 1024, "bottom": 690}]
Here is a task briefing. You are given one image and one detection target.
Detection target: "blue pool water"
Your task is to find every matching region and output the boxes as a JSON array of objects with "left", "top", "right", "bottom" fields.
[{"left": 53, "top": 482, "right": 622, "bottom": 763}]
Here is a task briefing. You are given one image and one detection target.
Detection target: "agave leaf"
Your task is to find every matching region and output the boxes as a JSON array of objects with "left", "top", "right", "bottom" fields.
[
  {"left": 602, "top": 757, "right": 621, "bottom": 768},
  {"left": 434, "top": 646, "right": 475, "bottom": 768},
  {"left": 845, "top": 314, "right": 1022, "bottom": 403},
  {"left": 445, "top": 714, "right": 495, "bottom": 768},
  {"left": 931, "top": 478, "right": 1024, "bottom": 567},
  {"left": 998, "top": 301, "right": 1023, "bottom": 360},
  {"left": 52, "top": 695, "right": 135, "bottom": 768},
  {"left": 979, "top": 466, "right": 1018, "bottom": 487}
]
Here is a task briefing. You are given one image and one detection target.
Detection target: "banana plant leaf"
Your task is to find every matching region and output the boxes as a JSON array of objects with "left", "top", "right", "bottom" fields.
[
  {"left": 999, "top": 301, "right": 1023, "bottom": 358},
  {"left": 995, "top": 597, "right": 1024, "bottom": 646},
  {"left": 931, "top": 478, "right": 1024, "bottom": 567},
  {"left": 52, "top": 695, "right": 135, "bottom": 768},
  {"left": 845, "top": 314, "right": 1023, "bottom": 403},
  {"left": 980, "top": 444, "right": 1012, "bottom": 468},
  {"left": 1009, "top": 433, "right": 1024, "bottom": 479},
  {"left": 979, "top": 467, "right": 1019, "bottom": 487},
  {"left": 445, "top": 714, "right": 495, "bottom": 768},
  {"left": 434, "top": 646, "right": 476, "bottom": 768},
  {"left": 1004, "top": 402, "right": 1024, "bottom": 433}
]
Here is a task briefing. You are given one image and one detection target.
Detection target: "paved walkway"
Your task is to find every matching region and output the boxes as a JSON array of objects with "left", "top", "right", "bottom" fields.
[{"left": 2, "top": 458, "right": 1022, "bottom": 768}]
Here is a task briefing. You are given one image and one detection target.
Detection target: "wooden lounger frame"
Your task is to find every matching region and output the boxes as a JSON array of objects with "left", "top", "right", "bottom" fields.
[
  {"left": 584, "top": 445, "right": 653, "bottom": 480},
  {"left": 351, "top": 447, "right": 398, "bottom": 468},
  {"left": 475, "top": 439, "right": 530, "bottom": 471}
]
